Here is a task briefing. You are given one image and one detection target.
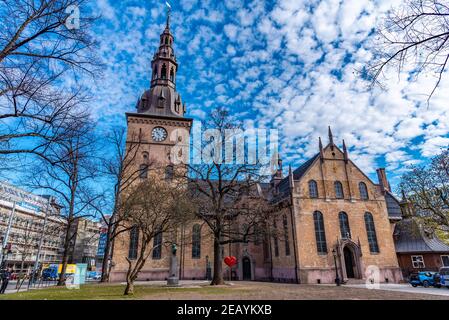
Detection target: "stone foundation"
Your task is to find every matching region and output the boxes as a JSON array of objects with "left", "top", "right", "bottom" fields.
[{"left": 299, "top": 266, "right": 403, "bottom": 284}]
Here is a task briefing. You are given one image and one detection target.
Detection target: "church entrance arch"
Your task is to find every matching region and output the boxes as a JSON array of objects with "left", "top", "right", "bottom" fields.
[{"left": 242, "top": 257, "right": 252, "bottom": 281}]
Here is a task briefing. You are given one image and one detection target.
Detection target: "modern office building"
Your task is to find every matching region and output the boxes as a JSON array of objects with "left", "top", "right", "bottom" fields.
[{"left": 0, "top": 181, "right": 66, "bottom": 272}]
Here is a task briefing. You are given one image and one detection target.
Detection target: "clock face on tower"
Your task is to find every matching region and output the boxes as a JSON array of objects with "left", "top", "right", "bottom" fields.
[{"left": 152, "top": 127, "right": 168, "bottom": 142}]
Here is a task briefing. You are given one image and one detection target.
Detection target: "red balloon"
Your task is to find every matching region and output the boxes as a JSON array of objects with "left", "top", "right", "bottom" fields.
[{"left": 224, "top": 256, "right": 237, "bottom": 267}]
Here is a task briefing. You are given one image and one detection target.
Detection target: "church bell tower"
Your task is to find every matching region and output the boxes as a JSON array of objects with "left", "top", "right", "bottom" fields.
[{"left": 126, "top": 7, "right": 192, "bottom": 168}]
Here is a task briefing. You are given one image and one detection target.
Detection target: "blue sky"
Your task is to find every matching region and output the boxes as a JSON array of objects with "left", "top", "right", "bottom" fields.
[{"left": 77, "top": 0, "right": 449, "bottom": 190}]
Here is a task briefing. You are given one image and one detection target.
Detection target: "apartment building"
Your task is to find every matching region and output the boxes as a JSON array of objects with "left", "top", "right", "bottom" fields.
[{"left": 0, "top": 181, "right": 66, "bottom": 272}]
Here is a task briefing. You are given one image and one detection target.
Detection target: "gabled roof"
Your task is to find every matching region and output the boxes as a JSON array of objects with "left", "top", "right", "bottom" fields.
[
  {"left": 394, "top": 219, "right": 449, "bottom": 253},
  {"left": 293, "top": 153, "right": 320, "bottom": 180},
  {"left": 269, "top": 153, "right": 320, "bottom": 204}
]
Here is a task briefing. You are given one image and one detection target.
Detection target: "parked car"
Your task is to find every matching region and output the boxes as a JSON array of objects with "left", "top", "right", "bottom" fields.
[
  {"left": 86, "top": 271, "right": 101, "bottom": 281},
  {"left": 409, "top": 271, "right": 441, "bottom": 288},
  {"left": 439, "top": 267, "right": 449, "bottom": 289}
]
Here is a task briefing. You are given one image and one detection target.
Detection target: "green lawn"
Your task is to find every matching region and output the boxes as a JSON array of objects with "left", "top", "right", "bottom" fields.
[
  {"left": 0, "top": 283, "right": 236, "bottom": 300},
  {"left": 2, "top": 282, "right": 448, "bottom": 300}
]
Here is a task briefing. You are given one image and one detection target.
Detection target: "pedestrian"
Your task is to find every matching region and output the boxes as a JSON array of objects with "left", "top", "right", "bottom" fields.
[{"left": 0, "top": 268, "right": 11, "bottom": 294}]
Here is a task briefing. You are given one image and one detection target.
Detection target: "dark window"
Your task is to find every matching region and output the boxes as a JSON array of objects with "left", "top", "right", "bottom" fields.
[
  {"left": 161, "top": 64, "right": 167, "bottom": 79},
  {"left": 152, "top": 229, "right": 163, "bottom": 259},
  {"left": 335, "top": 181, "right": 344, "bottom": 199},
  {"left": 165, "top": 37, "right": 168, "bottom": 45},
  {"left": 339, "top": 212, "right": 351, "bottom": 239},
  {"left": 153, "top": 66, "right": 158, "bottom": 79},
  {"left": 364, "top": 213, "right": 379, "bottom": 253},
  {"left": 283, "top": 215, "right": 290, "bottom": 256},
  {"left": 254, "top": 226, "right": 261, "bottom": 246},
  {"left": 165, "top": 165, "right": 174, "bottom": 181},
  {"left": 313, "top": 211, "right": 327, "bottom": 254},
  {"left": 359, "top": 182, "right": 369, "bottom": 200},
  {"left": 192, "top": 224, "right": 201, "bottom": 259},
  {"left": 263, "top": 234, "right": 270, "bottom": 261},
  {"left": 128, "top": 227, "right": 139, "bottom": 260},
  {"left": 170, "top": 67, "right": 174, "bottom": 82},
  {"left": 139, "top": 164, "right": 148, "bottom": 179},
  {"left": 273, "top": 219, "right": 279, "bottom": 257},
  {"left": 441, "top": 255, "right": 449, "bottom": 267},
  {"left": 309, "top": 180, "right": 319, "bottom": 198}
]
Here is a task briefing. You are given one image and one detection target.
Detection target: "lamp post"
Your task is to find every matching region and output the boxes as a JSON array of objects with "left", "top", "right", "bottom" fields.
[{"left": 332, "top": 249, "right": 341, "bottom": 286}]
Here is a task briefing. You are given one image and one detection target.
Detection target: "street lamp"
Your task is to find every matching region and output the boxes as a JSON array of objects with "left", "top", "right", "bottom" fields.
[{"left": 332, "top": 249, "right": 341, "bottom": 286}]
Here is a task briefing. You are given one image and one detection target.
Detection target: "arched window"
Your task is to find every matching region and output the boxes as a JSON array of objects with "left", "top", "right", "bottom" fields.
[
  {"left": 139, "top": 164, "right": 148, "bottom": 179},
  {"left": 359, "top": 182, "right": 369, "bottom": 200},
  {"left": 192, "top": 224, "right": 201, "bottom": 259},
  {"left": 161, "top": 64, "right": 167, "bottom": 79},
  {"left": 254, "top": 225, "right": 261, "bottom": 246},
  {"left": 165, "top": 37, "right": 168, "bottom": 45},
  {"left": 128, "top": 226, "right": 139, "bottom": 260},
  {"left": 283, "top": 215, "right": 290, "bottom": 256},
  {"left": 165, "top": 165, "right": 174, "bottom": 181},
  {"left": 309, "top": 180, "right": 319, "bottom": 198},
  {"left": 170, "top": 67, "right": 174, "bottom": 82},
  {"left": 334, "top": 181, "right": 344, "bottom": 199},
  {"left": 339, "top": 212, "right": 351, "bottom": 239},
  {"left": 153, "top": 66, "right": 158, "bottom": 79},
  {"left": 313, "top": 211, "right": 327, "bottom": 254},
  {"left": 273, "top": 219, "right": 279, "bottom": 257},
  {"left": 364, "top": 213, "right": 379, "bottom": 253},
  {"left": 152, "top": 229, "right": 163, "bottom": 259}
]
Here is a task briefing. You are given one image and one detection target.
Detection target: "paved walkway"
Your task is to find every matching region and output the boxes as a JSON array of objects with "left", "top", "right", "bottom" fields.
[
  {"left": 126, "top": 281, "right": 449, "bottom": 298},
  {"left": 345, "top": 283, "right": 449, "bottom": 297},
  {"left": 1, "top": 280, "right": 58, "bottom": 295}
]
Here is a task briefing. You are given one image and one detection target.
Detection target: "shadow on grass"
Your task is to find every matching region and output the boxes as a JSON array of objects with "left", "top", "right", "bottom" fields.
[{"left": 0, "top": 283, "right": 243, "bottom": 300}]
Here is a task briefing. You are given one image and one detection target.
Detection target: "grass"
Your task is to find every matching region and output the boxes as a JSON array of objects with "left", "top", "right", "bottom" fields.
[
  {"left": 2, "top": 281, "right": 449, "bottom": 300},
  {"left": 0, "top": 283, "right": 243, "bottom": 300}
]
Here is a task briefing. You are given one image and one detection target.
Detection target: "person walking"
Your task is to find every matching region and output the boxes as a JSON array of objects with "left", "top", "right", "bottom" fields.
[{"left": 0, "top": 268, "right": 11, "bottom": 294}]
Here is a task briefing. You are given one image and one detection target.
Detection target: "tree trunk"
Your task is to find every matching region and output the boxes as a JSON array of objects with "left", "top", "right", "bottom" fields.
[
  {"left": 57, "top": 250, "right": 69, "bottom": 286},
  {"left": 100, "top": 226, "right": 112, "bottom": 282},
  {"left": 211, "top": 237, "right": 224, "bottom": 285},
  {"left": 16, "top": 258, "right": 26, "bottom": 289},
  {"left": 57, "top": 224, "right": 72, "bottom": 286},
  {"left": 124, "top": 280, "right": 134, "bottom": 295}
]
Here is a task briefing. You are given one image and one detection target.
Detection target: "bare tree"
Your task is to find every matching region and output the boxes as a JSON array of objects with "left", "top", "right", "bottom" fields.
[
  {"left": 0, "top": 0, "right": 99, "bottom": 165},
  {"left": 186, "top": 107, "right": 277, "bottom": 285},
  {"left": 14, "top": 218, "right": 36, "bottom": 289},
  {"left": 368, "top": 0, "right": 449, "bottom": 101},
  {"left": 15, "top": 214, "right": 65, "bottom": 291},
  {"left": 120, "top": 175, "right": 195, "bottom": 295},
  {"left": 26, "top": 120, "right": 101, "bottom": 286},
  {"left": 399, "top": 148, "right": 449, "bottom": 231},
  {"left": 93, "top": 127, "right": 145, "bottom": 282}
]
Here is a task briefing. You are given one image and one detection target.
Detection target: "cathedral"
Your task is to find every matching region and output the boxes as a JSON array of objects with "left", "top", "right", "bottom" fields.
[{"left": 109, "top": 12, "right": 403, "bottom": 285}]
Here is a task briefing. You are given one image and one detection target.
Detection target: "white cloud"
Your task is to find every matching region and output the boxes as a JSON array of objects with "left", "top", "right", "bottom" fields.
[{"left": 81, "top": 0, "right": 449, "bottom": 186}]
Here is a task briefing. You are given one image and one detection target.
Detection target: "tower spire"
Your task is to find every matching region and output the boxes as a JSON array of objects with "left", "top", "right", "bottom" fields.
[
  {"left": 343, "top": 139, "right": 349, "bottom": 163},
  {"left": 319, "top": 137, "right": 324, "bottom": 162},
  {"left": 328, "top": 126, "right": 334, "bottom": 146},
  {"left": 166, "top": 2, "right": 171, "bottom": 29}
]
